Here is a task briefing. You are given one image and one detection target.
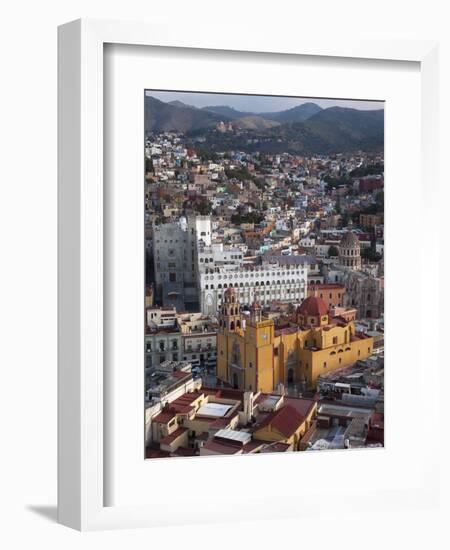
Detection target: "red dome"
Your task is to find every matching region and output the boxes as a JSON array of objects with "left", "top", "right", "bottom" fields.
[{"left": 297, "top": 296, "right": 328, "bottom": 317}]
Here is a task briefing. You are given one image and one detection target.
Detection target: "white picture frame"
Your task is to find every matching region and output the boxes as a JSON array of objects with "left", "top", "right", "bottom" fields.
[{"left": 58, "top": 18, "right": 440, "bottom": 531}]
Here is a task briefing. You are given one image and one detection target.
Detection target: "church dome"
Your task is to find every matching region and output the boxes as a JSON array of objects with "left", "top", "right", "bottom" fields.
[
  {"left": 340, "top": 231, "right": 360, "bottom": 247},
  {"left": 297, "top": 296, "right": 328, "bottom": 317}
]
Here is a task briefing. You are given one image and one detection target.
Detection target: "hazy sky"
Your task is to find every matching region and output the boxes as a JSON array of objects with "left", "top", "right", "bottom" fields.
[{"left": 146, "top": 90, "right": 384, "bottom": 112}]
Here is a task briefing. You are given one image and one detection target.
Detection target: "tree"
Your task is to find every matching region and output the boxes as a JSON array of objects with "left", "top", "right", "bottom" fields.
[
  {"left": 340, "top": 213, "right": 349, "bottom": 228},
  {"left": 328, "top": 245, "right": 339, "bottom": 257},
  {"left": 194, "top": 198, "right": 212, "bottom": 216},
  {"left": 361, "top": 247, "right": 382, "bottom": 262}
]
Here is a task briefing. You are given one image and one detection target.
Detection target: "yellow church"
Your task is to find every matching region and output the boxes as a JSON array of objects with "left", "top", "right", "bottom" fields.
[{"left": 216, "top": 287, "right": 374, "bottom": 392}]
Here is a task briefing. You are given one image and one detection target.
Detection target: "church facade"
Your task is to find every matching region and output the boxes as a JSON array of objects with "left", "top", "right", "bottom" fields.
[{"left": 217, "top": 288, "right": 374, "bottom": 392}]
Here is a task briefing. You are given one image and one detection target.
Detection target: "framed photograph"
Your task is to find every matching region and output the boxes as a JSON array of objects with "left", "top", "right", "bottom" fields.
[{"left": 58, "top": 18, "right": 440, "bottom": 530}]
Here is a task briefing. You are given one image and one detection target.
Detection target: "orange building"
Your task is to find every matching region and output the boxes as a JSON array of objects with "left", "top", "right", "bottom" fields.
[
  {"left": 217, "top": 289, "right": 373, "bottom": 392},
  {"left": 308, "top": 284, "right": 346, "bottom": 309}
]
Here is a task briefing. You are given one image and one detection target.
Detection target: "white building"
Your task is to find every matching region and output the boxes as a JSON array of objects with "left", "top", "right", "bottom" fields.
[
  {"left": 199, "top": 260, "right": 308, "bottom": 315},
  {"left": 152, "top": 215, "right": 212, "bottom": 310}
]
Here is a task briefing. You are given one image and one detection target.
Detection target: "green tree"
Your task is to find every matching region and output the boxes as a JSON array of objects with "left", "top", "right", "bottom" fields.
[
  {"left": 194, "top": 198, "right": 212, "bottom": 215},
  {"left": 328, "top": 245, "right": 339, "bottom": 257}
]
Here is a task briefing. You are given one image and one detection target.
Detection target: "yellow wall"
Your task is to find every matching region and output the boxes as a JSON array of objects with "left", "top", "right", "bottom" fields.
[
  {"left": 217, "top": 315, "right": 373, "bottom": 392},
  {"left": 253, "top": 421, "right": 307, "bottom": 450}
]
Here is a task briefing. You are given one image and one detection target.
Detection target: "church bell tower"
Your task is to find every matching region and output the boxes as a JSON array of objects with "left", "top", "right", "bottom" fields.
[{"left": 219, "top": 287, "right": 241, "bottom": 332}]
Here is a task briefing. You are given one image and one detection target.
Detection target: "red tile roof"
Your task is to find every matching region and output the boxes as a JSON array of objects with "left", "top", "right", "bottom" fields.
[
  {"left": 160, "top": 427, "right": 188, "bottom": 446},
  {"left": 172, "top": 446, "right": 196, "bottom": 457},
  {"left": 210, "top": 415, "right": 237, "bottom": 429},
  {"left": 145, "top": 448, "right": 171, "bottom": 459},
  {"left": 255, "top": 404, "right": 305, "bottom": 438},
  {"left": 297, "top": 296, "right": 328, "bottom": 317},
  {"left": 202, "top": 440, "right": 241, "bottom": 455},
  {"left": 283, "top": 396, "right": 317, "bottom": 418},
  {"left": 152, "top": 410, "right": 177, "bottom": 424}
]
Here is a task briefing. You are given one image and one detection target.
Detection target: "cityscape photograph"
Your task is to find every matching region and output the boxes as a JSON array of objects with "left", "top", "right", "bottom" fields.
[{"left": 144, "top": 91, "right": 384, "bottom": 459}]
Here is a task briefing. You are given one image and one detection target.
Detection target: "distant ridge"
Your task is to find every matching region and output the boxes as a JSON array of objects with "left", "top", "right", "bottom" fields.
[
  {"left": 145, "top": 96, "right": 226, "bottom": 132},
  {"left": 202, "top": 102, "right": 323, "bottom": 123},
  {"left": 168, "top": 100, "right": 196, "bottom": 109},
  {"left": 201, "top": 105, "right": 252, "bottom": 119},
  {"left": 145, "top": 96, "right": 384, "bottom": 154},
  {"left": 260, "top": 102, "right": 323, "bottom": 123}
]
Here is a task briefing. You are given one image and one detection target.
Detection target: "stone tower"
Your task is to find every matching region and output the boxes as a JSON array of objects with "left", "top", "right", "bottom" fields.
[
  {"left": 339, "top": 231, "right": 361, "bottom": 270},
  {"left": 218, "top": 287, "right": 241, "bottom": 332}
]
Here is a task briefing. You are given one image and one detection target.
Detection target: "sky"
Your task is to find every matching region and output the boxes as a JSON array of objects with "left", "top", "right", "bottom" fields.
[{"left": 145, "top": 90, "right": 384, "bottom": 113}]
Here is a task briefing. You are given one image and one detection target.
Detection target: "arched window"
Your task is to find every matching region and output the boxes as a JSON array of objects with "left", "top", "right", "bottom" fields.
[{"left": 237, "top": 320, "right": 241, "bottom": 328}]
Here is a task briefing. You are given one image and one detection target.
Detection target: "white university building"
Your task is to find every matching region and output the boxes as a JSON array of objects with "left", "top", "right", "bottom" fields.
[{"left": 153, "top": 215, "right": 309, "bottom": 315}]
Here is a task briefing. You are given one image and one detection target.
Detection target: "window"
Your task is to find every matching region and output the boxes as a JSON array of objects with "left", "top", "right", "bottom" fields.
[
  {"left": 159, "top": 341, "right": 165, "bottom": 351},
  {"left": 274, "top": 347, "right": 279, "bottom": 357},
  {"left": 323, "top": 362, "right": 327, "bottom": 368},
  {"left": 146, "top": 342, "right": 152, "bottom": 352},
  {"left": 248, "top": 362, "right": 253, "bottom": 369},
  {"left": 332, "top": 336, "right": 338, "bottom": 345},
  {"left": 169, "top": 272, "right": 176, "bottom": 282}
]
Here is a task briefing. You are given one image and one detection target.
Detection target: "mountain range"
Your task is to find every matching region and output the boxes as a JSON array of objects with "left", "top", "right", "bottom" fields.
[{"left": 145, "top": 95, "right": 384, "bottom": 154}]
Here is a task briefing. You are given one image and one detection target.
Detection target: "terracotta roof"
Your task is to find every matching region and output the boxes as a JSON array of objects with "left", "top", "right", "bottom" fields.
[
  {"left": 152, "top": 410, "right": 177, "bottom": 424},
  {"left": 202, "top": 439, "right": 241, "bottom": 455},
  {"left": 172, "top": 446, "right": 196, "bottom": 457},
  {"left": 160, "top": 427, "right": 188, "bottom": 446},
  {"left": 145, "top": 448, "right": 170, "bottom": 459},
  {"left": 283, "top": 396, "right": 317, "bottom": 418},
  {"left": 210, "top": 415, "right": 236, "bottom": 429},
  {"left": 297, "top": 296, "right": 328, "bottom": 317},
  {"left": 255, "top": 404, "right": 306, "bottom": 438}
]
